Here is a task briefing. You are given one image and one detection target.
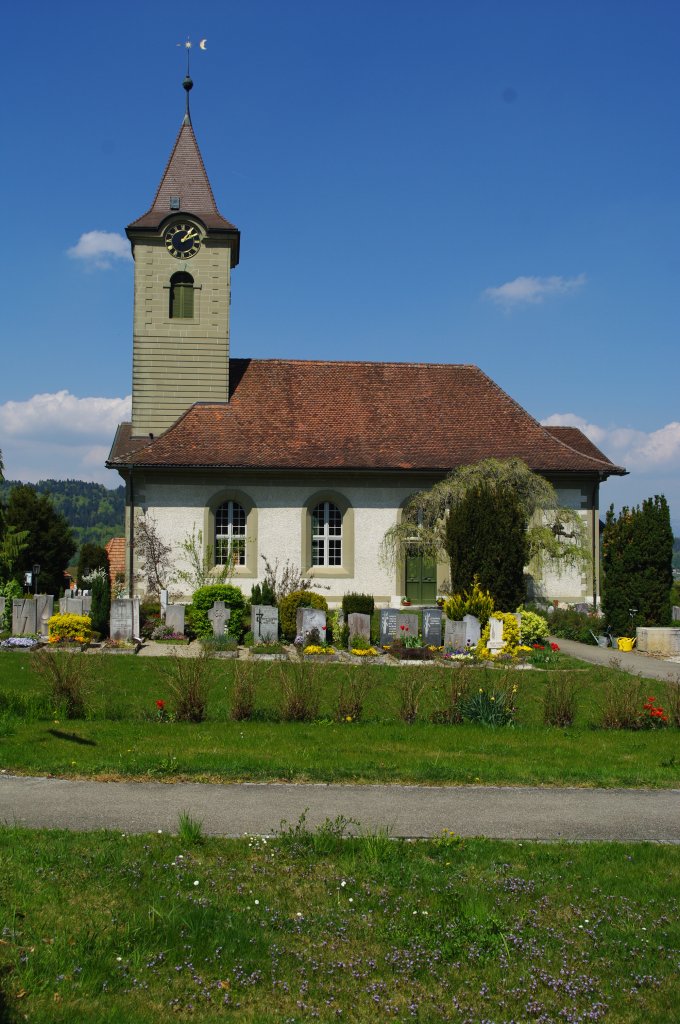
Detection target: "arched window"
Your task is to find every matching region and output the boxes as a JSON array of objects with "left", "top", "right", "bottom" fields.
[
  {"left": 169, "top": 271, "right": 194, "bottom": 319},
  {"left": 311, "top": 501, "right": 342, "bottom": 566},
  {"left": 215, "top": 500, "right": 246, "bottom": 566}
]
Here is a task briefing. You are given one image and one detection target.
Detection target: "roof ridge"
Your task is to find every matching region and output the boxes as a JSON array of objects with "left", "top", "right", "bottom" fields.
[{"left": 230, "top": 357, "right": 478, "bottom": 370}]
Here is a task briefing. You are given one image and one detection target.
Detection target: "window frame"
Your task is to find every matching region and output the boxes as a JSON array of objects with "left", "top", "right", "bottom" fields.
[
  {"left": 301, "top": 491, "right": 353, "bottom": 578},
  {"left": 204, "top": 489, "right": 258, "bottom": 579}
]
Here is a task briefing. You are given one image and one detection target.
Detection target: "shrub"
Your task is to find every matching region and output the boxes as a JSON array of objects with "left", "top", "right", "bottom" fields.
[
  {"left": 516, "top": 607, "right": 549, "bottom": 645},
  {"left": 231, "top": 662, "right": 257, "bottom": 721},
  {"left": 1, "top": 579, "right": 22, "bottom": 632},
  {"left": 251, "top": 580, "right": 277, "bottom": 606},
  {"left": 543, "top": 674, "right": 578, "bottom": 726},
  {"left": 161, "top": 651, "right": 213, "bottom": 722},
  {"left": 430, "top": 665, "right": 475, "bottom": 724},
  {"left": 476, "top": 612, "right": 521, "bottom": 660},
  {"left": 33, "top": 647, "right": 90, "bottom": 719},
  {"left": 549, "top": 607, "right": 605, "bottom": 644},
  {"left": 443, "top": 578, "right": 495, "bottom": 629},
  {"left": 396, "top": 667, "right": 431, "bottom": 724},
  {"left": 341, "top": 592, "right": 375, "bottom": 616},
  {"left": 139, "top": 600, "right": 162, "bottom": 640},
  {"left": 276, "top": 659, "right": 320, "bottom": 721},
  {"left": 85, "top": 568, "right": 110, "bottom": 638},
  {"left": 336, "top": 666, "right": 371, "bottom": 722},
  {"left": 599, "top": 673, "right": 651, "bottom": 730},
  {"left": 459, "top": 678, "right": 517, "bottom": 725},
  {"left": 47, "top": 613, "right": 92, "bottom": 645},
  {"left": 278, "top": 589, "right": 329, "bottom": 642},
  {"left": 186, "top": 584, "right": 247, "bottom": 640}
]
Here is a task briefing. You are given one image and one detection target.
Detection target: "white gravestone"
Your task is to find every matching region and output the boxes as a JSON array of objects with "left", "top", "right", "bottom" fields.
[
  {"left": 165, "top": 604, "right": 185, "bottom": 636},
  {"left": 296, "top": 607, "right": 327, "bottom": 642},
  {"left": 60, "top": 596, "right": 84, "bottom": 615},
  {"left": 12, "top": 600, "right": 37, "bottom": 636},
  {"left": 208, "top": 601, "right": 231, "bottom": 637},
  {"left": 347, "top": 612, "right": 371, "bottom": 643},
  {"left": 444, "top": 619, "right": 467, "bottom": 650},
  {"left": 0, "top": 597, "right": 5, "bottom": 623},
  {"left": 110, "top": 598, "right": 140, "bottom": 641},
  {"left": 463, "top": 614, "right": 481, "bottom": 647},
  {"left": 252, "top": 605, "right": 279, "bottom": 643},
  {"left": 487, "top": 616, "right": 505, "bottom": 652},
  {"left": 35, "top": 595, "right": 54, "bottom": 635},
  {"left": 672, "top": 606, "right": 680, "bottom": 622}
]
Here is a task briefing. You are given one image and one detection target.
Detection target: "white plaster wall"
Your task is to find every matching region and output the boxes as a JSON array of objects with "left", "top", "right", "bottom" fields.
[{"left": 134, "top": 477, "right": 416, "bottom": 602}]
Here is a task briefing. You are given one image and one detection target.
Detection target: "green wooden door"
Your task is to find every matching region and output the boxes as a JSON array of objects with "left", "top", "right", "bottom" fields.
[{"left": 405, "top": 551, "right": 437, "bottom": 604}]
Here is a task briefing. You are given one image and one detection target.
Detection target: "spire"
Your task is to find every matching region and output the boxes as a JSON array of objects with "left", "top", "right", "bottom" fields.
[{"left": 183, "top": 73, "right": 193, "bottom": 125}]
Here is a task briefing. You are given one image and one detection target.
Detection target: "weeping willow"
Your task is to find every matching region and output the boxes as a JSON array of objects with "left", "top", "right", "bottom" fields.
[{"left": 379, "top": 457, "right": 590, "bottom": 581}]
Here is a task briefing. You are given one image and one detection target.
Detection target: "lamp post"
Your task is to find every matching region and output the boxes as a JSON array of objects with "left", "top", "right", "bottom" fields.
[{"left": 32, "top": 564, "right": 41, "bottom": 596}]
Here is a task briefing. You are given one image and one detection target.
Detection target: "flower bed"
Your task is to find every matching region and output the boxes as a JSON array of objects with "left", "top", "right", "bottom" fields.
[{"left": 0, "top": 636, "right": 42, "bottom": 651}]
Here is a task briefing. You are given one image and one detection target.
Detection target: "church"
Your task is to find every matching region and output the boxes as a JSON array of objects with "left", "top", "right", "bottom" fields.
[{"left": 107, "top": 75, "right": 625, "bottom": 607}]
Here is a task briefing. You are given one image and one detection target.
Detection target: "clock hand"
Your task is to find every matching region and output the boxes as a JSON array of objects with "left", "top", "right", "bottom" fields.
[{"left": 181, "top": 229, "right": 197, "bottom": 242}]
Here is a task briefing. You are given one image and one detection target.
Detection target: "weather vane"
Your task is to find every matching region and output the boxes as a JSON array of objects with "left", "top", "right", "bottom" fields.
[{"left": 176, "top": 37, "right": 207, "bottom": 122}]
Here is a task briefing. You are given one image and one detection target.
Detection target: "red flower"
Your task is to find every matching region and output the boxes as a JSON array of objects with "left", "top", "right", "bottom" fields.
[
  {"left": 550, "top": 642, "right": 560, "bottom": 652},
  {"left": 156, "top": 699, "right": 165, "bottom": 709},
  {"left": 322, "top": 625, "right": 327, "bottom": 631},
  {"left": 532, "top": 644, "right": 545, "bottom": 650},
  {"left": 400, "top": 625, "right": 405, "bottom": 631}
]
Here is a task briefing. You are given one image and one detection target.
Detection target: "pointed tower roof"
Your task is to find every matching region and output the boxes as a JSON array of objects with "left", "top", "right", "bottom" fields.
[{"left": 127, "top": 98, "right": 240, "bottom": 261}]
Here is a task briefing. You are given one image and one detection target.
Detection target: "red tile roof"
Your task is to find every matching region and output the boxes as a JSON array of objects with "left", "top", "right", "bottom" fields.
[
  {"left": 105, "top": 537, "right": 126, "bottom": 584},
  {"left": 127, "top": 120, "right": 240, "bottom": 255},
  {"left": 108, "top": 359, "right": 626, "bottom": 478}
]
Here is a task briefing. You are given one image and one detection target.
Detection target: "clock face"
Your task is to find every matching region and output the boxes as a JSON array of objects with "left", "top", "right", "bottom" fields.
[{"left": 164, "top": 222, "right": 202, "bottom": 259}]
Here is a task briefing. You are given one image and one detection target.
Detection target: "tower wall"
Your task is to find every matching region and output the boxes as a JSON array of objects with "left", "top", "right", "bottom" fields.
[{"left": 130, "top": 235, "right": 232, "bottom": 436}]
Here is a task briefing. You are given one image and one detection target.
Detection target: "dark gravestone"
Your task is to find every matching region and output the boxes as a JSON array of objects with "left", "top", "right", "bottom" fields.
[
  {"left": 379, "top": 608, "right": 399, "bottom": 646},
  {"left": 422, "top": 607, "right": 442, "bottom": 646}
]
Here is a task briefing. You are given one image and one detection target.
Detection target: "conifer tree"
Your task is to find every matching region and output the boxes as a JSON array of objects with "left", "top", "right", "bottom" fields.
[
  {"left": 445, "top": 481, "right": 528, "bottom": 610},
  {"left": 602, "top": 496, "right": 673, "bottom": 634}
]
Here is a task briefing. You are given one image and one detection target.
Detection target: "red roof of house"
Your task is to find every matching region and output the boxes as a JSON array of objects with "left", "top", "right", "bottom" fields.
[
  {"left": 107, "top": 358, "right": 626, "bottom": 478},
  {"left": 127, "top": 119, "right": 240, "bottom": 256},
  {"left": 105, "top": 537, "right": 126, "bottom": 583}
]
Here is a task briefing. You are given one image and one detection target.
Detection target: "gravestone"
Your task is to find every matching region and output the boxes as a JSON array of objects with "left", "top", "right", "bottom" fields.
[
  {"left": 673, "top": 606, "right": 680, "bottom": 622},
  {"left": 444, "top": 619, "right": 467, "bottom": 650},
  {"left": 208, "top": 601, "right": 231, "bottom": 637},
  {"left": 82, "top": 595, "right": 92, "bottom": 615},
  {"left": 165, "top": 604, "right": 185, "bottom": 636},
  {"left": 422, "top": 607, "right": 443, "bottom": 647},
  {"left": 463, "top": 614, "right": 481, "bottom": 647},
  {"left": 396, "top": 613, "right": 419, "bottom": 642},
  {"left": 252, "top": 604, "right": 278, "bottom": 643},
  {"left": 35, "top": 595, "right": 54, "bottom": 635},
  {"left": 0, "top": 597, "right": 5, "bottom": 623},
  {"left": 296, "top": 606, "right": 327, "bottom": 642},
  {"left": 379, "top": 608, "right": 399, "bottom": 646},
  {"left": 487, "top": 616, "right": 504, "bottom": 652},
  {"left": 60, "top": 596, "right": 84, "bottom": 615},
  {"left": 110, "top": 598, "right": 140, "bottom": 641},
  {"left": 64, "top": 589, "right": 71, "bottom": 600},
  {"left": 160, "top": 589, "right": 169, "bottom": 621},
  {"left": 347, "top": 612, "right": 371, "bottom": 643},
  {"left": 12, "top": 599, "right": 37, "bottom": 636}
]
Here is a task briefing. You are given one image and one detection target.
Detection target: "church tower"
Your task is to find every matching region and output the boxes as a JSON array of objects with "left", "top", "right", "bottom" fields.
[{"left": 126, "top": 74, "right": 240, "bottom": 437}]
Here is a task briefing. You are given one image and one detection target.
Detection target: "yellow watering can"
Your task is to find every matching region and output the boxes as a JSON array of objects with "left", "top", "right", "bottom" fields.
[{"left": 617, "top": 637, "right": 636, "bottom": 652}]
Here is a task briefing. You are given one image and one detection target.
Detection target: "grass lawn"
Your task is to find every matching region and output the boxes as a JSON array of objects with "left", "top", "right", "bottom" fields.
[
  {"left": 0, "top": 824, "right": 678, "bottom": 1023},
  {"left": 0, "top": 652, "right": 678, "bottom": 787}
]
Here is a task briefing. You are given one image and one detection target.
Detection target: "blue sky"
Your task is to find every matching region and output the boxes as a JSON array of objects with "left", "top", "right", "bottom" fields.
[{"left": 2, "top": 0, "right": 678, "bottom": 529}]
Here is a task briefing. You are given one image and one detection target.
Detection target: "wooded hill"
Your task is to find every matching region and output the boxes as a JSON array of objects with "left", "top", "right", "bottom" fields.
[{"left": 0, "top": 479, "right": 125, "bottom": 550}]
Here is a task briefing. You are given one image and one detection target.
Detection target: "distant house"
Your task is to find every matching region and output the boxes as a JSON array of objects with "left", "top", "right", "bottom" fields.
[{"left": 108, "top": 81, "right": 625, "bottom": 606}]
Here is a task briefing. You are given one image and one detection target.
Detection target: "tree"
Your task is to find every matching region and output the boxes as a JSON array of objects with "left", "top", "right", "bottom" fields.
[
  {"left": 445, "top": 481, "right": 528, "bottom": 609},
  {"left": 134, "top": 512, "right": 173, "bottom": 595},
  {"left": 76, "top": 543, "right": 110, "bottom": 588},
  {"left": 84, "top": 567, "right": 111, "bottom": 638},
  {"left": 602, "top": 496, "right": 673, "bottom": 634},
  {"left": 380, "top": 458, "right": 589, "bottom": 588},
  {"left": 175, "top": 527, "right": 233, "bottom": 591},
  {"left": 3, "top": 485, "right": 76, "bottom": 596}
]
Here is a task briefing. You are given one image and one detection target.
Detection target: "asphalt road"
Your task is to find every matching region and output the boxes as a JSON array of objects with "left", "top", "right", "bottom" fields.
[
  {"left": 1, "top": 776, "right": 678, "bottom": 843},
  {"left": 550, "top": 637, "right": 680, "bottom": 682}
]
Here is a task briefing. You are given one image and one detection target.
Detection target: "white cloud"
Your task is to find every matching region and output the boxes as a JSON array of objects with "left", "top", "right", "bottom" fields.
[
  {"left": 67, "top": 230, "right": 132, "bottom": 269},
  {"left": 541, "top": 413, "right": 680, "bottom": 471},
  {"left": 485, "top": 273, "right": 586, "bottom": 308},
  {"left": 0, "top": 391, "right": 131, "bottom": 485}
]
